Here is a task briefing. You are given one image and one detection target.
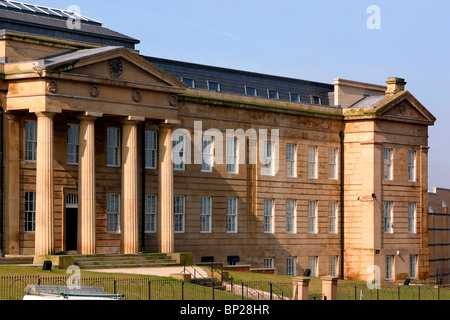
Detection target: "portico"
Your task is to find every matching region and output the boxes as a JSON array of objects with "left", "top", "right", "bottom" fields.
[{"left": 3, "top": 46, "right": 186, "bottom": 256}]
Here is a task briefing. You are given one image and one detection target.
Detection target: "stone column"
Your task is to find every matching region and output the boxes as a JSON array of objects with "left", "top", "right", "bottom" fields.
[
  {"left": 158, "top": 123, "right": 175, "bottom": 254},
  {"left": 292, "top": 277, "right": 311, "bottom": 300},
  {"left": 35, "top": 112, "right": 55, "bottom": 256},
  {"left": 321, "top": 276, "right": 339, "bottom": 300},
  {"left": 4, "top": 113, "right": 21, "bottom": 255},
  {"left": 78, "top": 113, "right": 100, "bottom": 255},
  {"left": 121, "top": 117, "right": 143, "bottom": 254}
]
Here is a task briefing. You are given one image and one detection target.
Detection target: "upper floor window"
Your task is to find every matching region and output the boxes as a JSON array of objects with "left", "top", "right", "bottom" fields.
[
  {"left": 329, "top": 202, "right": 338, "bottom": 234},
  {"left": 384, "top": 148, "right": 393, "bottom": 180},
  {"left": 173, "top": 133, "right": 186, "bottom": 171},
  {"left": 408, "top": 151, "right": 416, "bottom": 182},
  {"left": 384, "top": 201, "right": 393, "bottom": 233},
  {"left": 268, "top": 89, "right": 280, "bottom": 100},
  {"left": 25, "top": 121, "right": 37, "bottom": 162},
  {"left": 227, "top": 138, "right": 239, "bottom": 174},
  {"left": 182, "top": 77, "right": 195, "bottom": 88},
  {"left": 408, "top": 202, "right": 416, "bottom": 234},
  {"left": 262, "top": 141, "right": 275, "bottom": 176},
  {"left": 286, "top": 200, "right": 296, "bottom": 234},
  {"left": 200, "top": 196, "right": 212, "bottom": 233},
  {"left": 174, "top": 195, "right": 186, "bottom": 233},
  {"left": 263, "top": 199, "right": 274, "bottom": 234},
  {"left": 107, "top": 128, "right": 120, "bottom": 167},
  {"left": 145, "top": 131, "right": 158, "bottom": 169},
  {"left": 286, "top": 144, "right": 297, "bottom": 178},
  {"left": 311, "top": 95, "right": 322, "bottom": 105},
  {"left": 201, "top": 136, "right": 213, "bottom": 172},
  {"left": 290, "top": 93, "right": 301, "bottom": 102},
  {"left": 67, "top": 124, "right": 80, "bottom": 165},
  {"left": 245, "top": 86, "right": 257, "bottom": 97},
  {"left": 208, "top": 81, "right": 221, "bottom": 92},
  {"left": 308, "top": 146, "right": 318, "bottom": 179},
  {"left": 329, "top": 148, "right": 338, "bottom": 180},
  {"left": 227, "top": 197, "right": 238, "bottom": 233},
  {"left": 308, "top": 200, "right": 318, "bottom": 234}
]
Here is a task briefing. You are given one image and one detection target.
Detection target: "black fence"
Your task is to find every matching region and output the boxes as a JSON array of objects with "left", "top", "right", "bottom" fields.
[
  {"left": 337, "top": 283, "right": 450, "bottom": 300},
  {"left": 0, "top": 275, "right": 293, "bottom": 301}
]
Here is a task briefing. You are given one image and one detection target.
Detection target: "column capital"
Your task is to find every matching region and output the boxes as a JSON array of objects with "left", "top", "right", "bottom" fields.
[
  {"left": 158, "top": 119, "right": 181, "bottom": 129},
  {"left": 35, "top": 111, "right": 57, "bottom": 118},
  {"left": 121, "top": 116, "right": 146, "bottom": 125},
  {"left": 77, "top": 111, "right": 103, "bottom": 121}
]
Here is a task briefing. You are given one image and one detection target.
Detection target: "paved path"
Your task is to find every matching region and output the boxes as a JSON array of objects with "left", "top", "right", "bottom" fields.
[{"left": 86, "top": 266, "right": 209, "bottom": 278}]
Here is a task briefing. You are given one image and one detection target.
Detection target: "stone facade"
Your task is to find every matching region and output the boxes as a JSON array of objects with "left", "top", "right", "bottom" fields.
[{"left": 0, "top": 26, "right": 436, "bottom": 283}]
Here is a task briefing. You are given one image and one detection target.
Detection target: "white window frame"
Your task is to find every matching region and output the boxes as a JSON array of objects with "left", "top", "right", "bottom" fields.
[
  {"left": 287, "top": 257, "right": 297, "bottom": 276},
  {"left": 329, "top": 256, "right": 338, "bottom": 277},
  {"left": 329, "top": 148, "right": 338, "bottom": 180},
  {"left": 207, "top": 80, "right": 221, "bottom": 92},
  {"left": 308, "top": 201, "right": 318, "bottom": 234},
  {"left": 174, "top": 195, "right": 185, "bottom": 234},
  {"left": 227, "top": 138, "right": 239, "bottom": 174},
  {"left": 408, "top": 202, "right": 416, "bottom": 234},
  {"left": 286, "top": 144, "right": 297, "bottom": 178},
  {"left": 200, "top": 196, "right": 212, "bottom": 233},
  {"left": 67, "top": 124, "right": 80, "bottom": 165},
  {"left": 386, "top": 256, "right": 394, "bottom": 281},
  {"left": 409, "top": 255, "right": 418, "bottom": 279},
  {"left": 263, "top": 199, "right": 274, "bottom": 234},
  {"left": 201, "top": 135, "right": 213, "bottom": 173},
  {"left": 264, "top": 258, "right": 274, "bottom": 269},
  {"left": 25, "top": 121, "right": 37, "bottom": 162},
  {"left": 181, "top": 77, "right": 195, "bottom": 88},
  {"left": 107, "top": 194, "right": 120, "bottom": 233},
  {"left": 328, "top": 202, "right": 338, "bottom": 234},
  {"left": 308, "top": 146, "right": 318, "bottom": 179},
  {"left": 384, "top": 201, "right": 393, "bottom": 234},
  {"left": 408, "top": 151, "right": 416, "bottom": 182},
  {"left": 145, "top": 195, "right": 157, "bottom": 233},
  {"left": 308, "top": 256, "right": 318, "bottom": 277},
  {"left": 262, "top": 141, "right": 275, "bottom": 176},
  {"left": 145, "top": 131, "right": 158, "bottom": 170},
  {"left": 173, "top": 133, "right": 186, "bottom": 171},
  {"left": 286, "top": 200, "right": 296, "bottom": 234},
  {"left": 289, "top": 92, "right": 301, "bottom": 102},
  {"left": 268, "top": 89, "right": 280, "bottom": 100},
  {"left": 384, "top": 148, "right": 393, "bottom": 180},
  {"left": 245, "top": 86, "right": 257, "bottom": 97},
  {"left": 311, "top": 95, "right": 322, "bottom": 105},
  {"left": 25, "top": 191, "right": 36, "bottom": 233},
  {"left": 107, "top": 127, "right": 121, "bottom": 167},
  {"left": 227, "top": 197, "right": 238, "bottom": 233}
]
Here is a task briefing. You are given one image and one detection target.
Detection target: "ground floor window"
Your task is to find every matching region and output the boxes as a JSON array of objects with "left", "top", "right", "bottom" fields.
[
  {"left": 264, "top": 258, "right": 274, "bottom": 269},
  {"left": 287, "top": 257, "right": 296, "bottom": 276},
  {"left": 329, "top": 256, "right": 338, "bottom": 277},
  {"left": 25, "top": 191, "right": 36, "bottom": 233},
  {"left": 174, "top": 196, "right": 185, "bottom": 233},
  {"left": 386, "top": 256, "right": 394, "bottom": 281},
  {"left": 107, "top": 194, "right": 120, "bottom": 233},
  {"left": 200, "top": 197, "right": 212, "bottom": 233},
  {"left": 308, "top": 256, "right": 318, "bottom": 277},
  {"left": 409, "top": 255, "right": 418, "bottom": 279},
  {"left": 145, "top": 195, "right": 157, "bottom": 233}
]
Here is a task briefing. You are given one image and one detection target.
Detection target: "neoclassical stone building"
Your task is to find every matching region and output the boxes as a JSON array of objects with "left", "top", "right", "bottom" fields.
[{"left": 0, "top": 2, "right": 437, "bottom": 281}]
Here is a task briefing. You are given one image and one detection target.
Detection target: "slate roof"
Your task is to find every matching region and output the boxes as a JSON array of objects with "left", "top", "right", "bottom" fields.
[
  {"left": 348, "top": 95, "right": 385, "bottom": 108},
  {"left": 144, "top": 56, "right": 335, "bottom": 107},
  {"left": 0, "top": 1, "right": 139, "bottom": 49}
]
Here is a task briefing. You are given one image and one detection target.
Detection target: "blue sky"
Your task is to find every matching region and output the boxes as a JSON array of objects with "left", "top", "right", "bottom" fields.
[{"left": 29, "top": 0, "right": 450, "bottom": 190}]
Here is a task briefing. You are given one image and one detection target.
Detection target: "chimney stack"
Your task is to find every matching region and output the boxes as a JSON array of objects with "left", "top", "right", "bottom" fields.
[{"left": 385, "top": 77, "right": 407, "bottom": 96}]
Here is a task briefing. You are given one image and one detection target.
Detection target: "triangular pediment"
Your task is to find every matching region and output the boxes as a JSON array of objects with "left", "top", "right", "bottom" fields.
[
  {"left": 34, "top": 46, "right": 187, "bottom": 91},
  {"left": 376, "top": 92, "right": 436, "bottom": 124}
]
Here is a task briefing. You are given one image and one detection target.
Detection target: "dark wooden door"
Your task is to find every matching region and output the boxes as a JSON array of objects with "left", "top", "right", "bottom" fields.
[{"left": 65, "top": 208, "right": 78, "bottom": 251}]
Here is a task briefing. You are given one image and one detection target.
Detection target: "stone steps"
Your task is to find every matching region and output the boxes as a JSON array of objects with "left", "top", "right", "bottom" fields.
[{"left": 73, "top": 253, "right": 179, "bottom": 269}]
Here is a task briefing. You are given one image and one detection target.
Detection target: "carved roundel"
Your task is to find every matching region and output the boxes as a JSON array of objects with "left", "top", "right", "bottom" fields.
[
  {"left": 108, "top": 58, "right": 123, "bottom": 79},
  {"left": 47, "top": 80, "right": 58, "bottom": 94},
  {"left": 132, "top": 89, "right": 142, "bottom": 103},
  {"left": 89, "top": 84, "right": 100, "bottom": 98}
]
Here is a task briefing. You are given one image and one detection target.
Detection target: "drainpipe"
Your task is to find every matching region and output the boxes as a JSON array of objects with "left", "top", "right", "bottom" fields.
[
  {"left": 0, "top": 107, "right": 4, "bottom": 257},
  {"left": 339, "top": 130, "right": 345, "bottom": 280},
  {"left": 141, "top": 122, "right": 146, "bottom": 254}
]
